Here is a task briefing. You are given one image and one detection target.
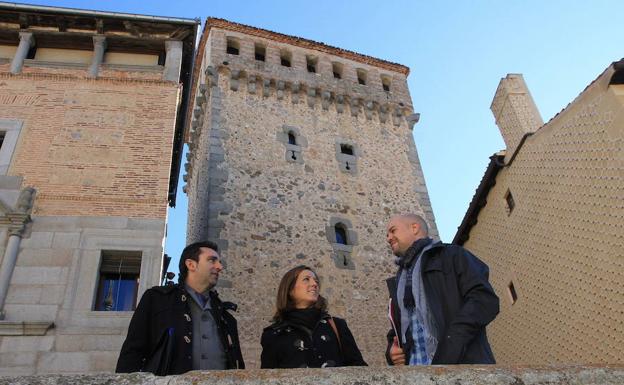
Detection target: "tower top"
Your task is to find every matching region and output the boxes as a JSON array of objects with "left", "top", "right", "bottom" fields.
[{"left": 204, "top": 17, "right": 410, "bottom": 75}]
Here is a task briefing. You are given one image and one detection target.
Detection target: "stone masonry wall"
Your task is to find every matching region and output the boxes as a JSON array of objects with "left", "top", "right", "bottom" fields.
[
  {"left": 0, "top": 215, "right": 165, "bottom": 375},
  {"left": 3, "top": 365, "right": 624, "bottom": 385},
  {"left": 185, "top": 25, "right": 438, "bottom": 367},
  {"left": 463, "top": 73, "right": 624, "bottom": 363}
]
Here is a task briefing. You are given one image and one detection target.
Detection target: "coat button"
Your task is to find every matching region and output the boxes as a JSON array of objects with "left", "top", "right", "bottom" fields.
[
  {"left": 201, "top": 354, "right": 207, "bottom": 359},
  {"left": 184, "top": 313, "right": 191, "bottom": 322},
  {"left": 202, "top": 334, "right": 209, "bottom": 339},
  {"left": 321, "top": 335, "right": 328, "bottom": 341},
  {"left": 181, "top": 294, "right": 187, "bottom": 302},
  {"left": 201, "top": 314, "right": 209, "bottom": 321},
  {"left": 184, "top": 336, "right": 191, "bottom": 343}
]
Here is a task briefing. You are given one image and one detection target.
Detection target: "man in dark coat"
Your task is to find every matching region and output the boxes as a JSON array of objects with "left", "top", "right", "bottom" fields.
[
  {"left": 385, "top": 214, "right": 499, "bottom": 365},
  {"left": 116, "top": 241, "right": 244, "bottom": 375}
]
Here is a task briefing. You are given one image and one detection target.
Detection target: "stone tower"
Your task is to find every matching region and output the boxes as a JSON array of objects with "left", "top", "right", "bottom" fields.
[
  {"left": 185, "top": 18, "right": 437, "bottom": 366},
  {"left": 490, "top": 74, "right": 543, "bottom": 160}
]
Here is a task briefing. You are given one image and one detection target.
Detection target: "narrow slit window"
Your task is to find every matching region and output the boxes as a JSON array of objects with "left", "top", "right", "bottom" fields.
[
  {"left": 505, "top": 189, "right": 515, "bottom": 215},
  {"left": 335, "top": 224, "right": 348, "bottom": 245},
  {"left": 288, "top": 132, "right": 297, "bottom": 145},
  {"left": 280, "top": 50, "right": 292, "bottom": 67},
  {"left": 94, "top": 250, "right": 142, "bottom": 311},
  {"left": 357, "top": 69, "right": 367, "bottom": 85},
  {"left": 508, "top": 281, "right": 518, "bottom": 305},
  {"left": 0, "top": 131, "right": 5, "bottom": 150},
  {"left": 306, "top": 56, "right": 317, "bottom": 73},
  {"left": 226, "top": 37, "right": 240, "bottom": 55},
  {"left": 254, "top": 43, "right": 266, "bottom": 61}
]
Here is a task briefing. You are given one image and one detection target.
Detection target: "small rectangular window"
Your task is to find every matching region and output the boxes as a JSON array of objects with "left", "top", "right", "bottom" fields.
[
  {"left": 254, "top": 43, "right": 266, "bottom": 62},
  {"left": 381, "top": 75, "right": 391, "bottom": 92},
  {"left": 280, "top": 50, "right": 292, "bottom": 67},
  {"left": 357, "top": 69, "right": 367, "bottom": 85},
  {"left": 226, "top": 37, "right": 240, "bottom": 55},
  {"left": 504, "top": 189, "right": 515, "bottom": 215},
  {"left": 0, "top": 131, "right": 5, "bottom": 150},
  {"left": 340, "top": 144, "right": 354, "bottom": 155},
  {"left": 94, "top": 250, "right": 142, "bottom": 311},
  {"left": 332, "top": 62, "right": 343, "bottom": 79},
  {"left": 306, "top": 56, "right": 317, "bottom": 73},
  {"left": 508, "top": 281, "right": 518, "bottom": 305}
]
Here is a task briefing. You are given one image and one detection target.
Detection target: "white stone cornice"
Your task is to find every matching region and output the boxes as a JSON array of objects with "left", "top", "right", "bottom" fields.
[{"left": 0, "top": 321, "right": 54, "bottom": 335}]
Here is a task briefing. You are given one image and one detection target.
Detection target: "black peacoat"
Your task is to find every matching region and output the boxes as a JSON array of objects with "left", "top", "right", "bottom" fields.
[
  {"left": 116, "top": 284, "right": 244, "bottom": 375},
  {"left": 260, "top": 314, "right": 367, "bottom": 368}
]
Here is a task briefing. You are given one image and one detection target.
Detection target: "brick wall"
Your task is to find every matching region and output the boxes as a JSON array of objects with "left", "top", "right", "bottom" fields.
[{"left": 0, "top": 63, "right": 180, "bottom": 219}]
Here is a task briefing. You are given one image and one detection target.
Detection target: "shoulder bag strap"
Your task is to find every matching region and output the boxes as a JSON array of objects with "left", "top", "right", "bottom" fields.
[{"left": 327, "top": 317, "right": 342, "bottom": 352}]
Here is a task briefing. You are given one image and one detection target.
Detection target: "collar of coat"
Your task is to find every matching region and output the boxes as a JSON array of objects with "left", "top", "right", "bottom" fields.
[
  {"left": 150, "top": 284, "right": 238, "bottom": 312},
  {"left": 265, "top": 311, "right": 331, "bottom": 333}
]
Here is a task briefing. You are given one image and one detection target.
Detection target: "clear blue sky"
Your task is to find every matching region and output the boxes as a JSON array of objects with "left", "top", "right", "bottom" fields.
[{"left": 17, "top": 0, "right": 624, "bottom": 278}]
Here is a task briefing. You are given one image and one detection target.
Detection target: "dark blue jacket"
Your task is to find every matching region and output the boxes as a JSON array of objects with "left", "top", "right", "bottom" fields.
[
  {"left": 386, "top": 242, "right": 499, "bottom": 364},
  {"left": 116, "top": 284, "right": 244, "bottom": 375}
]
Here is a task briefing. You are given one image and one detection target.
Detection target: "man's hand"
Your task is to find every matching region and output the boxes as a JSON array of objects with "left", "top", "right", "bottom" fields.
[{"left": 389, "top": 336, "right": 406, "bottom": 365}]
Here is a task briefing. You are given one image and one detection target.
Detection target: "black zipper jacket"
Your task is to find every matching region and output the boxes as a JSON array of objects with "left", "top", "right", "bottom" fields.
[{"left": 386, "top": 242, "right": 499, "bottom": 364}]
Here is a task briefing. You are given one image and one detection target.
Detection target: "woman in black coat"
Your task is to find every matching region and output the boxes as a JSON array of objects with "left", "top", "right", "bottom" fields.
[{"left": 260, "top": 265, "right": 367, "bottom": 368}]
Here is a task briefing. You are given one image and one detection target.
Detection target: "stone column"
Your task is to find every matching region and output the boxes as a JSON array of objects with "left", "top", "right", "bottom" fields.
[
  {"left": 0, "top": 230, "right": 23, "bottom": 320},
  {"left": 0, "top": 187, "right": 34, "bottom": 320},
  {"left": 163, "top": 40, "right": 183, "bottom": 82},
  {"left": 10, "top": 31, "right": 35, "bottom": 74},
  {"left": 88, "top": 35, "right": 107, "bottom": 78}
]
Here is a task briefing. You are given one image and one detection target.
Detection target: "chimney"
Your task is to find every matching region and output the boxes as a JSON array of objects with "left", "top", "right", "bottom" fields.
[{"left": 490, "top": 74, "right": 543, "bottom": 157}]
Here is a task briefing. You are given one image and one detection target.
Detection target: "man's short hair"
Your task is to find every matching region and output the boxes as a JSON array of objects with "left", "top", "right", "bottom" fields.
[
  {"left": 177, "top": 241, "right": 219, "bottom": 284},
  {"left": 400, "top": 213, "right": 429, "bottom": 236}
]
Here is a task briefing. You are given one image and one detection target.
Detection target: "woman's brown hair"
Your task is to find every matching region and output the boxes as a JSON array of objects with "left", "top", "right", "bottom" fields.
[{"left": 272, "top": 265, "right": 328, "bottom": 322}]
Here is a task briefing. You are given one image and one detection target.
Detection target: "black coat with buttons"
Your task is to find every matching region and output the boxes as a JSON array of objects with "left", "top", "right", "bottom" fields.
[
  {"left": 116, "top": 284, "right": 244, "bottom": 375},
  {"left": 260, "top": 314, "right": 367, "bottom": 368}
]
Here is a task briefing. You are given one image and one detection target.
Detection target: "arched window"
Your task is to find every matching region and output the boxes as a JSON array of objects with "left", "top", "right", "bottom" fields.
[
  {"left": 335, "top": 224, "right": 348, "bottom": 245},
  {"left": 288, "top": 132, "right": 297, "bottom": 145}
]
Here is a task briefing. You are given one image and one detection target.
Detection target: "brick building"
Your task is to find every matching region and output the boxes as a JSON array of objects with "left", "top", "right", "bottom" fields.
[
  {"left": 184, "top": 18, "right": 437, "bottom": 366},
  {"left": 0, "top": 3, "right": 197, "bottom": 374},
  {"left": 454, "top": 62, "right": 624, "bottom": 364}
]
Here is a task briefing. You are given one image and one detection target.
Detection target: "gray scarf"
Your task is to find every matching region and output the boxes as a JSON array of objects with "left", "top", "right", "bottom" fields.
[{"left": 396, "top": 239, "right": 439, "bottom": 364}]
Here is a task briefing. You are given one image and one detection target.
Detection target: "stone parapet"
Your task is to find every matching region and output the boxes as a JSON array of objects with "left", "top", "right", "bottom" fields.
[{"left": 2, "top": 365, "right": 623, "bottom": 385}]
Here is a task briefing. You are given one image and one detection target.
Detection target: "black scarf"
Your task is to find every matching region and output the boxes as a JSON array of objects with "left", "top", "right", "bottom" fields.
[
  {"left": 284, "top": 307, "right": 323, "bottom": 332},
  {"left": 396, "top": 237, "right": 433, "bottom": 269}
]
